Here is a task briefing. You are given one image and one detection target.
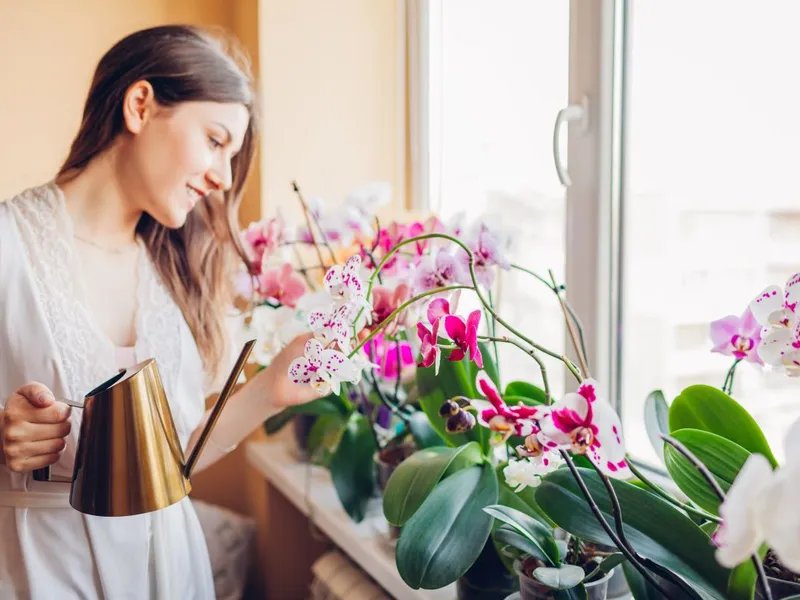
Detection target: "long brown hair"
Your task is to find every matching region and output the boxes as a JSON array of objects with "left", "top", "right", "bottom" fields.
[{"left": 58, "top": 25, "right": 258, "bottom": 380}]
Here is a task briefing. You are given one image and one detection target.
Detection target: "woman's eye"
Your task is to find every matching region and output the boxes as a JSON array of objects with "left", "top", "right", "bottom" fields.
[{"left": 208, "top": 136, "right": 223, "bottom": 149}]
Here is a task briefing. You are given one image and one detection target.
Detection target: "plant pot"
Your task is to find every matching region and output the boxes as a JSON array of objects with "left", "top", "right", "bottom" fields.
[
  {"left": 456, "top": 539, "right": 519, "bottom": 600},
  {"left": 756, "top": 576, "right": 800, "bottom": 600},
  {"left": 515, "top": 569, "right": 614, "bottom": 600},
  {"left": 374, "top": 443, "right": 416, "bottom": 541},
  {"left": 292, "top": 413, "right": 318, "bottom": 461}
]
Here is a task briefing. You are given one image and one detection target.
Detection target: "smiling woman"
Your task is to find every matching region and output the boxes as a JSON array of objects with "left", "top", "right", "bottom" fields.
[{"left": 0, "top": 24, "right": 320, "bottom": 600}]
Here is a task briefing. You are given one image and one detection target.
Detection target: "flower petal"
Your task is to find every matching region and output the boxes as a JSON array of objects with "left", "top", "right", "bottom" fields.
[
  {"left": 444, "top": 315, "right": 467, "bottom": 343},
  {"left": 757, "top": 327, "right": 793, "bottom": 365},
  {"left": 709, "top": 315, "right": 741, "bottom": 348},
  {"left": 784, "top": 272, "right": 800, "bottom": 313},
  {"left": 715, "top": 453, "right": 773, "bottom": 568},
  {"left": 586, "top": 399, "right": 631, "bottom": 479},
  {"left": 751, "top": 285, "right": 784, "bottom": 326},
  {"left": 304, "top": 338, "right": 323, "bottom": 368},
  {"left": 475, "top": 370, "right": 503, "bottom": 408},
  {"left": 288, "top": 357, "right": 313, "bottom": 384},
  {"left": 427, "top": 298, "right": 451, "bottom": 324}
]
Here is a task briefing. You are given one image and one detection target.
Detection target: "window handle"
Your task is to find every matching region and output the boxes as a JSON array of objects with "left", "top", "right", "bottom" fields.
[{"left": 553, "top": 96, "right": 589, "bottom": 187}]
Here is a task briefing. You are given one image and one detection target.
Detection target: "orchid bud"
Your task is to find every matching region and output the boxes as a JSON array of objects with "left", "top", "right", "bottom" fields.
[
  {"left": 446, "top": 410, "right": 477, "bottom": 433},
  {"left": 438, "top": 399, "right": 460, "bottom": 418}
]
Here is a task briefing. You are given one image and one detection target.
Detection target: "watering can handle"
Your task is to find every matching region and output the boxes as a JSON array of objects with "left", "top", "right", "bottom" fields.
[{"left": 31, "top": 397, "right": 84, "bottom": 482}]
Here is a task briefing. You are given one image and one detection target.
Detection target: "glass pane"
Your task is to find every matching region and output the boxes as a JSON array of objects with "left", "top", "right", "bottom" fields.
[
  {"left": 621, "top": 1, "right": 800, "bottom": 464},
  {"left": 427, "top": 0, "right": 569, "bottom": 396}
]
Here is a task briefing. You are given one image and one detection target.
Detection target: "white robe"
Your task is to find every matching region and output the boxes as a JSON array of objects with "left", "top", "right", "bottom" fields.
[{"left": 0, "top": 182, "right": 215, "bottom": 599}]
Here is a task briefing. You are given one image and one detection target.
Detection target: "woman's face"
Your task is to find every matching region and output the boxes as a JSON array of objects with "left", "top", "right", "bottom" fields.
[{"left": 120, "top": 83, "right": 250, "bottom": 228}]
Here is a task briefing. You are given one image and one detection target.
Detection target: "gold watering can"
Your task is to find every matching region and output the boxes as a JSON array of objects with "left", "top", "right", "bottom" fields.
[{"left": 32, "top": 340, "right": 256, "bottom": 517}]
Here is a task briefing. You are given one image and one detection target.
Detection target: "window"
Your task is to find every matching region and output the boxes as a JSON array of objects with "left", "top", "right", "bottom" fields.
[{"left": 417, "top": 0, "right": 800, "bottom": 467}]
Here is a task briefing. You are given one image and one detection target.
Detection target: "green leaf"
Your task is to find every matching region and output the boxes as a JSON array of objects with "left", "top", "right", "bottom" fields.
[
  {"left": 406, "top": 410, "right": 446, "bottom": 449},
  {"left": 727, "top": 545, "right": 769, "bottom": 600},
  {"left": 396, "top": 463, "right": 499, "bottom": 589},
  {"left": 622, "top": 561, "right": 672, "bottom": 600},
  {"left": 329, "top": 413, "right": 377, "bottom": 522},
  {"left": 534, "top": 565, "right": 585, "bottom": 588},
  {"left": 483, "top": 504, "right": 560, "bottom": 566},
  {"left": 535, "top": 467, "right": 730, "bottom": 600},
  {"left": 494, "top": 525, "right": 550, "bottom": 563},
  {"left": 700, "top": 522, "right": 718, "bottom": 537},
  {"left": 382, "top": 442, "right": 482, "bottom": 526},
  {"left": 669, "top": 385, "right": 777, "bottom": 467},
  {"left": 504, "top": 380, "right": 548, "bottom": 404},
  {"left": 664, "top": 429, "right": 751, "bottom": 515},
  {"left": 417, "top": 360, "right": 480, "bottom": 448},
  {"left": 262, "top": 393, "right": 350, "bottom": 435},
  {"left": 306, "top": 413, "right": 346, "bottom": 466},
  {"left": 645, "top": 390, "right": 670, "bottom": 463},
  {"left": 583, "top": 553, "right": 625, "bottom": 582}
]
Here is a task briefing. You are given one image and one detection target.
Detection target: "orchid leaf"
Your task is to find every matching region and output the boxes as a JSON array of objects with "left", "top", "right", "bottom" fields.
[
  {"left": 533, "top": 565, "right": 585, "bottom": 588},
  {"left": 263, "top": 393, "right": 350, "bottom": 434},
  {"left": 668, "top": 385, "right": 777, "bottom": 467},
  {"left": 664, "top": 428, "right": 751, "bottom": 515},
  {"left": 406, "top": 409, "right": 447, "bottom": 449},
  {"left": 329, "top": 412, "right": 376, "bottom": 522},
  {"left": 536, "top": 467, "right": 730, "bottom": 600},
  {"left": 483, "top": 504, "right": 560, "bottom": 566},
  {"left": 504, "top": 380, "right": 548, "bottom": 405},
  {"left": 382, "top": 442, "right": 482, "bottom": 526},
  {"left": 644, "top": 389, "right": 670, "bottom": 463},
  {"left": 396, "top": 463, "right": 498, "bottom": 589}
]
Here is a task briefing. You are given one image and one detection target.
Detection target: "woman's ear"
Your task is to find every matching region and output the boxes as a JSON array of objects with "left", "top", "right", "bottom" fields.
[{"left": 122, "top": 80, "right": 156, "bottom": 135}]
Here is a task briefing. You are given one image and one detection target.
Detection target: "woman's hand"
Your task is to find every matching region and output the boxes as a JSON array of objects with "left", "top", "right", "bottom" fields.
[
  {"left": 262, "top": 333, "right": 322, "bottom": 410},
  {"left": 2, "top": 383, "right": 72, "bottom": 472}
]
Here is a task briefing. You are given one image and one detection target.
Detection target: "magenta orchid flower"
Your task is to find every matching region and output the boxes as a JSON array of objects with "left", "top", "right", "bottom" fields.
[
  {"left": 416, "top": 297, "right": 452, "bottom": 373},
  {"left": 469, "top": 371, "right": 540, "bottom": 438},
  {"left": 444, "top": 310, "right": 483, "bottom": 368},
  {"left": 288, "top": 338, "right": 356, "bottom": 396},
  {"left": 324, "top": 255, "right": 369, "bottom": 310},
  {"left": 255, "top": 263, "right": 306, "bottom": 308},
  {"left": 709, "top": 307, "right": 763, "bottom": 364},
  {"left": 363, "top": 334, "right": 415, "bottom": 380},
  {"left": 750, "top": 272, "right": 800, "bottom": 374},
  {"left": 536, "top": 379, "right": 631, "bottom": 479}
]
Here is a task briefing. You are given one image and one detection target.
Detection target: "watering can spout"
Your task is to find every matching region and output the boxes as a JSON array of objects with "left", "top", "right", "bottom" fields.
[{"left": 183, "top": 339, "right": 256, "bottom": 479}]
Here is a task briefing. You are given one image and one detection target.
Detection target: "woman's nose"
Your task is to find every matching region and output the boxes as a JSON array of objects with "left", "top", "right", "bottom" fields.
[{"left": 207, "top": 160, "right": 232, "bottom": 192}]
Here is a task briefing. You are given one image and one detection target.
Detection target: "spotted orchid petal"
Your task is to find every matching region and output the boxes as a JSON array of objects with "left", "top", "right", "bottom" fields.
[
  {"left": 750, "top": 285, "right": 784, "bottom": 326},
  {"left": 324, "top": 255, "right": 367, "bottom": 307},
  {"left": 586, "top": 398, "right": 631, "bottom": 478},
  {"left": 537, "top": 392, "right": 589, "bottom": 448}
]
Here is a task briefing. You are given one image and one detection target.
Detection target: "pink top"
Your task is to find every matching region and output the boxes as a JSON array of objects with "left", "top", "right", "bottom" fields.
[{"left": 115, "top": 346, "right": 136, "bottom": 370}]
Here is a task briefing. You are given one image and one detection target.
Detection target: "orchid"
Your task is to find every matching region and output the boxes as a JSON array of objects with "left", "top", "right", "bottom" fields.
[
  {"left": 714, "top": 416, "right": 800, "bottom": 572},
  {"left": 443, "top": 309, "right": 483, "bottom": 368},
  {"left": 709, "top": 307, "right": 763, "bottom": 364},
  {"left": 469, "top": 370, "right": 539, "bottom": 439},
  {"left": 363, "top": 334, "right": 414, "bottom": 381},
  {"left": 370, "top": 283, "right": 410, "bottom": 332},
  {"left": 288, "top": 338, "right": 357, "bottom": 396},
  {"left": 412, "top": 249, "right": 467, "bottom": 294},
  {"left": 324, "top": 255, "right": 369, "bottom": 311},
  {"left": 241, "top": 215, "right": 286, "bottom": 270},
  {"left": 458, "top": 222, "right": 511, "bottom": 289},
  {"left": 536, "top": 379, "right": 631, "bottom": 479},
  {"left": 255, "top": 263, "right": 307, "bottom": 308},
  {"left": 309, "top": 303, "right": 354, "bottom": 349},
  {"left": 503, "top": 456, "right": 562, "bottom": 492},
  {"left": 750, "top": 272, "right": 800, "bottom": 374}
]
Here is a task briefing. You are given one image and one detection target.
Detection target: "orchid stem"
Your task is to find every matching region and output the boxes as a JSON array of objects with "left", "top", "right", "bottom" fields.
[
  {"left": 349, "top": 285, "right": 473, "bottom": 358},
  {"left": 722, "top": 358, "right": 742, "bottom": 395},
  {"left": 662, "top": 435, "right": 772, "bottom": 600},
  {"left": 478, "top": 335, "right": 551, "bottom": 402},
  {"left": 486, "top": 290, "right": 501, "bottom": 381},
  {"left": 292, "top": 181, "right": 338, "bottom": 266},
  {"left": 394, "top": 342, "right": 403, "bottom": 401},
  {"left": 627, "top": 460, "right": 722, "bottom": 524},
  {"left": 548, "top": 269, "right": 591, "bottom": 378},
  {"left": 559, "top": 452, "right": 673, "bottom": 595},
  {"left": 590, "top": 462, "right": 702, "bottom": 599}
]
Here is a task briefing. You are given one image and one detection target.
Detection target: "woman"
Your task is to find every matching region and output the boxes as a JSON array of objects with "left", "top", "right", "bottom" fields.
[{"left": 0, "top": 25, "right": 316, "bottom": 598}]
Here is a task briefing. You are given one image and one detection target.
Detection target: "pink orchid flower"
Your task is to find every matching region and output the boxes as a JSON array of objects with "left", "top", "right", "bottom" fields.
[
  {"left": 709, "top": 307, "right": 763, "bottom": 364},
  {"left": 363, "top": 334, "right": 415, "bottom": 380},
  {"left": 444, "top": 310, "right": 483, "bottom": 368},
  {"left": 750, "top": 273, "right": 800, "bottom": 374},
  {"left": 370, "top": 283, "right": 410, "bottom": 332},
  {"left": 458, "top": 223, "right": 510, "bottom": 289},
  {"left": 324, "top": 255, "right": 369, "bottom": 310},
  {"left": 241, "top": 216, "right": 286, "bottom": 272},
  {"left": 255, "top": 263, "right": 306, "bottom": 308},
  {"left": 469, "top": 371, "right": 540, "bottom": 438},
  {"left": 416, "top": 298, "right": 449, "bottom": 372},
  {"left": 536, "top": 379, "right": 631, "bottom": 479},
  {"left": 412, "top": 250, "right": 467, "bottom": 293},
  {"left": 288, "top": 338, "right": 356, "bottom": 396}
]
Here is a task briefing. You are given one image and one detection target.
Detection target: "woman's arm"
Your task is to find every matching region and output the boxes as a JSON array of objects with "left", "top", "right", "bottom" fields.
[{"left": 185, "top": 333, "right": 317, "bottom": 474}]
